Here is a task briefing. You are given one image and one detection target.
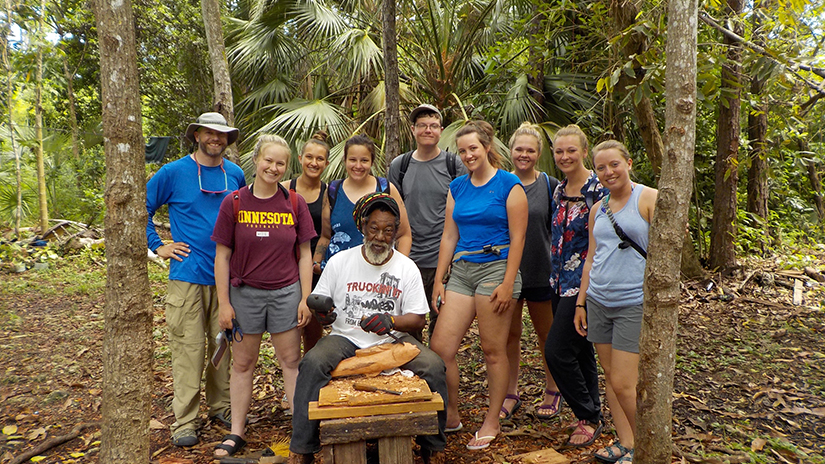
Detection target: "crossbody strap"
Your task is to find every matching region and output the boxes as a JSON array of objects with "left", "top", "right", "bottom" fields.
[{"left": 602, "top": 194, "right": 647, "bottom": 259}]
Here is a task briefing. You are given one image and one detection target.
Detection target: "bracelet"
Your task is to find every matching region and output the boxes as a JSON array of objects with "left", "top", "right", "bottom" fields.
[{"left": 575, "top": 304, "right": 586, "bottom": 308}]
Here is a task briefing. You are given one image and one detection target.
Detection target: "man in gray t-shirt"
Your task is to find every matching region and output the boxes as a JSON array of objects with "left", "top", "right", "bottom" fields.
[{"left": 388, "top": 104, "right": 467, "bottom": 340}]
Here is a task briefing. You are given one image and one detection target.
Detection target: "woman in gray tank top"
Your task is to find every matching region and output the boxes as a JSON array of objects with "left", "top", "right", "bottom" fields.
[{"left": 574, "top": 140, "right": 658, "bottom": 464}]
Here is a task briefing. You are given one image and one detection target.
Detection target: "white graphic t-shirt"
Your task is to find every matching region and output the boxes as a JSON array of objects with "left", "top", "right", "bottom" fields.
[{"left": 315, "top": 245, "right": 428, "bottom": 348}]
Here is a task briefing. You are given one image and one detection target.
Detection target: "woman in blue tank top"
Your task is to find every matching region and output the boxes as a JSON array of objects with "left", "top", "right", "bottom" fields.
[
  {"left": 430, "top": 120, "right": 528, "bottom": 451},
  {"left": 312, "top": 135, "right": 412, "bottom": 269},
  {"left": 575, "top": 140, "right": 658, "bottom": 464}
]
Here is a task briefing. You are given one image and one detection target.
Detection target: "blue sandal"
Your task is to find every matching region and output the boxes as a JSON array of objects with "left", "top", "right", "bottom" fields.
[{"left": 594, "top": 440, "right": 630, "bottom": 463}]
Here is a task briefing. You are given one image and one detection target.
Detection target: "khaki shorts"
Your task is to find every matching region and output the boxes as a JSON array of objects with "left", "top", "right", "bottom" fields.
[
  {"left": 585, "top": 297, "right": 643, "bottom": 353},
  {"left": 446, "top": 259, "right": 522, "bottom": 297}
]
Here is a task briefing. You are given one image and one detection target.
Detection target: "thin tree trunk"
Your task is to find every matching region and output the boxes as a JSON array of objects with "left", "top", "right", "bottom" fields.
[
  {"left": 382, "top": 0, "right": 400, "bottom": 167},
  {"left": 635, "top": 0, "right": 697, "bottom": 459},
  {"left": 709, "top": 0, "right": 743, "bottom": 271},
  {"left": 610, "top": 0, "right": 702, "bottom": 278},
  {"left": 746, "top": 1, "right": 769, "bottom": 243},
  {"left": 201, "top": 0, "right": 239, "bottom": 164},
  {"left": 2, "top": 0, "right": 20, "bottom": 236},
  {"left": 526, "top": 5, "right": 546, "bottom": 108},
  {"left": 62, "top": 49, "right": 80, "bottom": 159},
  {"left": 93, "top": 0, "right": 153, "bottom": 459},
  {"left": 35, "top": 0, "right": 48, "bottom": 232}
]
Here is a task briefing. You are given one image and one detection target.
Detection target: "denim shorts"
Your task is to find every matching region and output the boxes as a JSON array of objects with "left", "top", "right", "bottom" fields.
[
  {"left": 229, "top": 281, "right": 301, "bottom": 335},
  {"left": 446, "top": 259, "right": 522, "bottom": 297},
  {"left": 585, "top": 297, "right": 643, "bottom": 353}
]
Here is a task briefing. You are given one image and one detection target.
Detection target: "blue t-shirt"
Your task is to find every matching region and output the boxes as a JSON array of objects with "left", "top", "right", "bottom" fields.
[
  {"left": 146, "top": 155, "right": 246, "bottom": 285},
  {"left": 450, "top": 170, "right": 523, "bottom": 263}
]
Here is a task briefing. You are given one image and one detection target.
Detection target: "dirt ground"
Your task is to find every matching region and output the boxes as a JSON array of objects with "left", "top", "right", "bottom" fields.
[{"left": 1, "top": 255, "right": 823, "bottom": 464}]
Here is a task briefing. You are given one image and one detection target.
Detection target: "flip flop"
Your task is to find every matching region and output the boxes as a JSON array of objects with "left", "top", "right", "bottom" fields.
[
  {"left": 536, "top": 390, "right": 563, "bottom": 419},
  {"left": 499, "top": 393, "right": 521, "bottom": 420},
  {"left": 564, "top": 420, "right": 602, "bottom": 448},
  {"left": 466, "top": 431, "right": 497, "bottom": 450},
  {"left": 445, "top": 421, "right": 463, "bottom": 433},
  {"left": 214, "top": 434, "right": 247, "bottom": 458}
]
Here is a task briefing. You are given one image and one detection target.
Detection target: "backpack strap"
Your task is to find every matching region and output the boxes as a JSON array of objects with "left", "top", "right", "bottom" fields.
[
  {"left": 232, "top": 190, "right": 240, "bottom": 222},
  {"left": 327, "top": 179, "right": 343, "bottom": 212},
  {"left": 446, "top": 151, "right": 457, "bottom": 179},
  {"left": 288, "top": 187, "right": 301, "bottom": 261},
  {"left": 396, "top": 151, "right": 415, "bottom": 198},
  {"left": 378, "top": 176, "right": 390, "bottom": 193},
  {"left": 289, "top": 178, "right": 297, "bottom": 191}
]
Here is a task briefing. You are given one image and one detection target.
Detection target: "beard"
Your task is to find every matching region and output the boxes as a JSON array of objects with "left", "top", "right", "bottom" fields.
[
  {"left": 198, "top": 139, "right": 226, "bottom": 158},
  {"left": 363, "top": 238, "right": 394, "bottom": 265}
]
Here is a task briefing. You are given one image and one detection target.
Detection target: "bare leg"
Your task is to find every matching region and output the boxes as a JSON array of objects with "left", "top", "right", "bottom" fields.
[
  {"left": 609, "top": 347, "right": 639, "bottom": 448},
  {"left": 526, "top": 300, "right": 560, "bottom": 407},
  {"left": 429, "top": 291, "right": 476, "bottom": 430},
  {"left": 468, "top": 293, "right": 514, "bottom": 447},
  {"left": 215, "top": 333, "right": 263, "bottom": 457},
  {"left": 502, "top": 299, "right": 524, "bottom": 418},
  {"left": 271, "top": 327, "right": 303, "bottom": 412}
]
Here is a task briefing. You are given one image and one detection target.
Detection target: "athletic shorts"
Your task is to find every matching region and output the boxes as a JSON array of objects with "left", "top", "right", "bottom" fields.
[
  {"left": 229, "top": 281, "right": 301, "bottom": 335},
  {"left": 518, "top": 285, "right": 554, "bottom": 303},
  {"left": 446, "top": 259, "right": 522, "bottom": 297},
  {"left": 585, "top": 297, "right": 643, "bottom": 353}
]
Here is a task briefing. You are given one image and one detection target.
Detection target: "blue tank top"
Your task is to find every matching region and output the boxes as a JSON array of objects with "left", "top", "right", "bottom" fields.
[
  {"left": 586, "top": 185, "right": 649, "bottom": 307},
  {"left": 324, "top": 177, "right": 389, "bottom": 265},
  {"left": 451, "top": 170, "right": 523, "bottom": 263}
]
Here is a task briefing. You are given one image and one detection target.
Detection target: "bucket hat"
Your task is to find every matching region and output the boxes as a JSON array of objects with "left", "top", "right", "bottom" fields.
[{"left": 185, "top": 112, "right": 240, "bottom": 145}]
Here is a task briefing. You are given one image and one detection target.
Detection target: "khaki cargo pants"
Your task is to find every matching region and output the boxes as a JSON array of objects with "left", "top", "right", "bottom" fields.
[{"left": 166, "top": 280, "right": 231, "bottom": 433}]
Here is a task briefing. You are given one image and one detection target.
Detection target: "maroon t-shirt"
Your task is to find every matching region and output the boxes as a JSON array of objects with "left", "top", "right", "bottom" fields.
[{"left": 212, "top": 185, "right": 317, "bottom": 290}]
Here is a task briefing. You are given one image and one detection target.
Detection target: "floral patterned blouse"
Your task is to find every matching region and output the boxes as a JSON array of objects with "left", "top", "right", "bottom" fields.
[{"left": 549, "top": 172, "right": 606, "bottom": 297}]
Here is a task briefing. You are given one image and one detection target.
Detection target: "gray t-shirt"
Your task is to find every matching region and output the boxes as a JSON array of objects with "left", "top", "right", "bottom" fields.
[
  {"left": 388, "top": 150, "right": 467, "bottom": 268},
  {"left": 520, "top": 175, "right": 554, "bottom": 288}
]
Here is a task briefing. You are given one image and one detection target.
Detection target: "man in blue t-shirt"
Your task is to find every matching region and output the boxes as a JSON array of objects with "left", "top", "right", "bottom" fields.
[{"left": 146, "top": 112, "right": 246, "bottom": 447}]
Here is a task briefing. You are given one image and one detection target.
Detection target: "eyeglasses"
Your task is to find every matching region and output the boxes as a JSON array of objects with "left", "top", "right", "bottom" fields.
[
  {"left": 195, "top": 156, "right": 228, "bottom": 194},
  {"left": 414, "top": 123, "right": 441, "bottom": 131}
]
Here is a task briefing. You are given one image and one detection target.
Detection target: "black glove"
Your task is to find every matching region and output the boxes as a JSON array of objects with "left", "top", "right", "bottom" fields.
[
  {"left": 360, "top": 313, "right": 394, "bottom": 335},
  {"left": 306, "top": 294, "right": 337, "bottom": 326},
  {"left": 314, "top": 308, "right": 337, "bottom": 326}
]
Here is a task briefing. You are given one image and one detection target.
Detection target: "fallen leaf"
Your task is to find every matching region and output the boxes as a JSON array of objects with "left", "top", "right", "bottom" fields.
[
  {"left": 70, "top": 452, "right": 85, "bottom": 458},
  {"left": 2, "top": 425, "right": 17, "bottom": 435},
  {"left": 30, "top": 457, "right": 46, "bottom": 463},
  {"left": 751, "top": 437, "right": 767, "bottom": 451},
  {"left": 26, "top": 427, "right": 46, "bottom": 441},
  {"left": 149, "top": 419, "right": 166, "bottom": 430}
]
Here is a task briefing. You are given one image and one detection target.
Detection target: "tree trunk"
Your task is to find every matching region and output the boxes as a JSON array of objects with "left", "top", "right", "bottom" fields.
[
  {"left": 201, "top": 0, "right": 239, "bottom": 164},
  {"left": 746, "top": 0, "right": 769, "bottom": 232},
  {"left": 526, "top": 5, "right": 546, "bottom": 108},
  {"left": 62, "top": 50, "right": 81, "bottom": 159},
  {"left": 382, "top": 0, "right": 400, "bottom": 167},
  {"left": 709, "top": 0, "right": 743, "bottom": 271},
  {"left": 93, "top": 0, "right": 153, "bottom": 460},
  {"left": 609, "top": 0, "right": 702, "bottom": 278},
  {"left": 35, "top": 0, "right": 48, "bottom": 232},
  {"left": 2, "top": 0, "right": 20, "bottom": 236},
  {"left": 635, "top": 0, "right": 697, "bottom": 459}
]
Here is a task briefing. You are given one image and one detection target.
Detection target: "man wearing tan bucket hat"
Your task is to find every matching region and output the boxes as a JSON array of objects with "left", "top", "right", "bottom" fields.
[{"left": 146, "top": 112, "right": 246, "bottom": 447}]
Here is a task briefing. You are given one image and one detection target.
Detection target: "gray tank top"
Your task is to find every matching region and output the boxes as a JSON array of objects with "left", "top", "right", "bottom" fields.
[{"left": 586, "top": 185, "right": 648, "bottom": 307}]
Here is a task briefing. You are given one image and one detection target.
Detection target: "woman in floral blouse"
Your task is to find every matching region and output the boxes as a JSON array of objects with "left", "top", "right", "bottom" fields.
[{"left": 544, "top": 125, "right": 607, "bottom": 447}]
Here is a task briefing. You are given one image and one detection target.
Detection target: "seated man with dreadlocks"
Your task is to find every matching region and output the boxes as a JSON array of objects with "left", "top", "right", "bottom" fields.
[{"left": 289, "top": 193, "right": 448, "bottom": 464}]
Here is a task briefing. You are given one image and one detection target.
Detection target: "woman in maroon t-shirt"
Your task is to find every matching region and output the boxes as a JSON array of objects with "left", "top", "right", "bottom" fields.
[{"left": 211, "top": 135, "right": 316, "bottom": 459}]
